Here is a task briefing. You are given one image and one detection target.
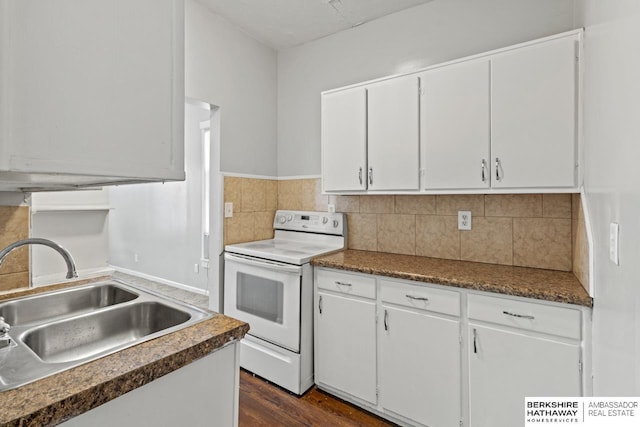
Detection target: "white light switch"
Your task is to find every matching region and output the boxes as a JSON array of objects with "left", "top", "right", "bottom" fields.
[
  {"left": 609, "top": 222, "right": 620, "bottom": 265},
  {"left": 224, "top": 202, "right": 233, "bottom": 218},
  {"left": 458, "top": 211, "right": 472, "bottom": 230}
]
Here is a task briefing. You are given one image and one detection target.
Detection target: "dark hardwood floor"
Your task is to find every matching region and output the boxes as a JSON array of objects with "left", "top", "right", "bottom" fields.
[{"left": 239, "top": 370, "right": 396, "bottom": 426}]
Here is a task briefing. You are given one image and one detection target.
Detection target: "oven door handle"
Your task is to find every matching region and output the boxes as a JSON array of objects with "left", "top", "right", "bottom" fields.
[{"left": 224, "top": 253, "right": 303, "bottom": 275}]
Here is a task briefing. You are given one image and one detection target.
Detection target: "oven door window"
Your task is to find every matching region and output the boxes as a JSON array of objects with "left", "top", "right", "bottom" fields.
[{"left": 236, "top": 272, "right": 284, "bottom": 323}]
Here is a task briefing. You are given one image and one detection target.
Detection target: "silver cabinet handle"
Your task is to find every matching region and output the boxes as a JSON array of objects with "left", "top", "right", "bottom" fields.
[
  {"left": 481, "top": 159, "right": 487, "bottom": 182},
  {"left": 368, "top": 167, "right": 373, "bottom": 185},
  {"left": 335, "top": 281, "right": 352, "bottom": 287},
  {"left": 384, "top": 309, "right": 389, "bottom": 331},
  {"left": 502, "top": 310, "right": 535, "bottom": 320},
  {"left": 406, "top": 294, "right": 429, "bottom": 302},
  {"left": 318, "top": 295, "right": 323, "bottom": 314},
  {"left": 473, "top": 328, "right": 478, "bottom": 354},
  {"left": 358, "top": 167, "right": 363, "bottom": 185},
  {"left": 495, "top": 157, "right": 502, "bottom": 181}
]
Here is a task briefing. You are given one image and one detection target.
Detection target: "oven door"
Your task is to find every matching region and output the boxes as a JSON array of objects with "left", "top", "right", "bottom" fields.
[{"left": 223, "top": 252, "right": 302, "bottom": 352}]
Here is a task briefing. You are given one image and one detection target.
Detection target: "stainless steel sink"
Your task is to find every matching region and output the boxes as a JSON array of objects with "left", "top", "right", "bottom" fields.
[
  {"left": 0, "top": 284, "right": 138, "bottom": 326},
  {"left": 23, "top": 302, "right": 191, "bottom": 363},
  {"left": 0, "top": 280, "right": 212, "bottom": 391}
]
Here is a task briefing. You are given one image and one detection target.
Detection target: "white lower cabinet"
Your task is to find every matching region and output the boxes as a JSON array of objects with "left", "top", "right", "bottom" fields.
[
  {"left": 62, "top": 343, "right": 241, "bottom": 427},
  {"left": 467, "top": 294, "right": 583, "bottom": 427},
  {"left": 380, "top": 305, "right": 461, "bottom": 426},
  {"left": 315, "top": 270, "right": 377, "bottom": 404},
  {"left": 314, "top": 268, "right": 588, "bottom": 427},
  {"left": 468, "top": 325, "right": 581, "bottom": 427}
]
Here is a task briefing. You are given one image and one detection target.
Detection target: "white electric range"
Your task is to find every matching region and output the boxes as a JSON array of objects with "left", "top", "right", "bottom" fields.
[{"left": 223, "top": 210, "right": 346, "bottom": 394}]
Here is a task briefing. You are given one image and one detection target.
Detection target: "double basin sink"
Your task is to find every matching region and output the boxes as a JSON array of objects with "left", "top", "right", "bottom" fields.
[{"left": 0, "top": 280, "right": 212, "bottom": 391}]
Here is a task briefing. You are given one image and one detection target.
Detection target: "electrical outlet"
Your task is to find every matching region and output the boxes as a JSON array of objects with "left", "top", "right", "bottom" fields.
[
  {"left": 133, "top": 253, "right": 139, "bottom": 263},
  {"left": 328, "top": 204, "right": 336, "bottom": 213},
  {"left": 224, "top": 202, "right": 233, "bottom": 218},
  {"left": 458, "top": 211, "right": 472, "bottom": 230},
  {"left": 194, "top": 263, "right": 199, "bottom": 273}
]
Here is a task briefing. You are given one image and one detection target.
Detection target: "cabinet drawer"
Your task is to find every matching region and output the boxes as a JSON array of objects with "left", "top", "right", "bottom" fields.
[
  {"left": 380, "top": 279, "right": 460, "bottom": 317},
  {"left": 468, "top": 294, "right": 581, "bottom": 339},
  {"left": 316, "top": 269, "right": 376, "bottom": 299}
]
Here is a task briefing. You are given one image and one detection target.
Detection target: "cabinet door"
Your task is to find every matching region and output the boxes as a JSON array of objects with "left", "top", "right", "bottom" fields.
[
  {"left": 421, "top": 60, "right": 491, "bottom": 190},
  {"left": 491, "top": 36, "right": 577, "bottom": 188},
  {"left": 469, "top": 324, "right": 581, "bottom": 427},
  {"left": 367, "top": 75, "right": 420, "bottom": 191},
  {"left": 321, "top": 88, "right": 367, "bottom": 192},
  {"left": 1, "top": 0, "right": 184, "bottom": 183},
  {"left": 316, "top": 291, "right": 377, "bottom": 404},
  {"left": 380, "top": 305, "right": 461, "bottom": 427}
]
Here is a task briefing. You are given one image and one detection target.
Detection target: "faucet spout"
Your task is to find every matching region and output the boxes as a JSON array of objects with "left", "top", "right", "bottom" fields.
[{"left": 0, "top": 238, "right": 78, "bottom": 279}]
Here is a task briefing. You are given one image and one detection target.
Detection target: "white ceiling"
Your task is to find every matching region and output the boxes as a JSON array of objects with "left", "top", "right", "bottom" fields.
[{"left": 196, "top": 0, "right": 434, "bottom": 50}]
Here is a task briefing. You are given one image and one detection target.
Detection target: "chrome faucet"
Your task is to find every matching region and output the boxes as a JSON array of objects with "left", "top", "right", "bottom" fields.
[
  {"left": 0, "top": 238, "right": 78, "bottom": 279},
  {"left": 0, "top": 316, "right": 11, "bottom": 349}
]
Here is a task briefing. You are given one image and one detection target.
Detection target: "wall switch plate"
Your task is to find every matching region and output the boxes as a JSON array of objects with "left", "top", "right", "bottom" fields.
[
  {"left": 458, "top": 211, "right": 472, "bottom": 230},
  {"left": 328, "top": 204, "right": 336, "bottom": 213},
  {"left": 609, "top": 222, "right": 620, "bottom": 265},
  {"left": 224, "top": 202, "right": 233, "bottom": 218}
]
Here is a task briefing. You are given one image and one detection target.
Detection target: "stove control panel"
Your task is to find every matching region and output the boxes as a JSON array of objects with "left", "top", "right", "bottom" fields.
[{"left": 274, "top": 210, "right": 346, "bottom": 236}]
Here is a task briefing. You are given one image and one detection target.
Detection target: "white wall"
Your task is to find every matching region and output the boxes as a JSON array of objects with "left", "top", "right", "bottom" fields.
[
  {"left": 577, "top": 0, "right": 640, "bottom": 395},
  {"left": 0, "top": 192, "right": 24, "bottom": 206},
  {"left": 108, "top": 103, "right": 210, "bottom": 291},
  {"left": 185, "top": 0, "right": 278, "bottom": 177},
  {"left": 277, "top": 0, "right": 578, "bottom": 176},
  {"left": 31, "top": 189, "right": 111, "bottom": 285}
]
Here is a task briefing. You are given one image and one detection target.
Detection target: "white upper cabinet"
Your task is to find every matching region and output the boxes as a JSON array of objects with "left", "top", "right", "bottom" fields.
[
  {"left": 367, "top": 75, "right": 420, "bottom": 191},
  {"left": 321, "top": 87, "right": 367, "bottom": 192},
  {"left": 420, "top": 59, "right": 491, "bottom": 190},
  {"left": 491, "top": 35, "right": 578, "bottom": 189},
  {"left": 321, "top": 30, "right": 581, "bottom": 194},
  {"left": 321, "top": 75, "right": 420, "bottom": 193},
  {"left": 0, "top": 0, "right": 184, "bottom": 191}
]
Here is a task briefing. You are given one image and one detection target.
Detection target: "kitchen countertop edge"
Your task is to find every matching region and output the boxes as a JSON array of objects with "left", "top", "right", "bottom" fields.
[
  {"left": 312, "top": 250, "right": 592, "bottom": 308},
  {"left": 0, "top": 280, "right": 249, "bottom": 427}
]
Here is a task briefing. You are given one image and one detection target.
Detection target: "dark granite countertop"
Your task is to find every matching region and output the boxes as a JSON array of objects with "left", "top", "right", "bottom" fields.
[
  {"left": 312, "top": 250, "right": 592, "bottom": 308},
  {"left": 0, "top": 279, "right": 249, "bottom": 427}
]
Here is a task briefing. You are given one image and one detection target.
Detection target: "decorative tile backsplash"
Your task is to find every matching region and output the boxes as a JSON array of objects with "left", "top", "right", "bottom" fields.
[
  {"left": 572, "top": 194, "right": 589, "bottom": 291},
  {"left": 223, "top": 177, "right": 590, "bottom": 289},
  {"left": 328, "top": 190, "right": 575, "bottom": 271},
  {"left": 0, "top": 206, "right": 30, "bottom": 291},
  {"left": 223, "top": 176, "right": 278, "bottom": 245}
]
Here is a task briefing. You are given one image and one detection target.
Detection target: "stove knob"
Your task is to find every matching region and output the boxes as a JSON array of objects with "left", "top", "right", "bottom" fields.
[
  {"left": 277, "top": 215, "right": 286, "bottom": 224},
  {"left": 287, "top": 215, "right": 293, "bottom": 222},
  {"left": 322, "top": 217, "right": 329, "bottom": 224},
  {"left": 332, "top": 220, "right": 339, "bottom": 228}
]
